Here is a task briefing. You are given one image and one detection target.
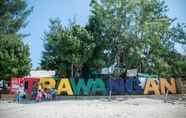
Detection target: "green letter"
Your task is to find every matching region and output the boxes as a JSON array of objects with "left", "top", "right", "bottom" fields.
[
  {"left": 92, "top": 79, "right": 107, "bottom": 95},
  {"left": 70, "top": 79, "right": 94, "bottom": 95}
]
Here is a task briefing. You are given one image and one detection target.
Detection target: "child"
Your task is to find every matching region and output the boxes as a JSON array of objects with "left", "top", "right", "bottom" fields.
[
  {"left": 43, "top": 88, "right": 51, "bottom": 100},
  {"left": 36, "top": 89, "right": 42, "bottom": 102},
  {"left": 46, "top": 89, "right": 52, "bottom": 100}
]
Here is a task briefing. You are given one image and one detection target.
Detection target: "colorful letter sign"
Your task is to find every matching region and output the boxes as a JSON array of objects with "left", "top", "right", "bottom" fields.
[
  {"left": 40, "top": 77, "right": 56, "bottom": 89},
  {"left": 92, "top": 79, "right": 107, "bottom": 95},
  {"left": 160, "top": 78, "right": 176, "bottom": 94},
  {"left": 144, "top": 79, "right": 160, "bottom": 95},
  {"left": 70, "top": 79, "right": 94, "bottom": 96},
  {"left": 10, "top": 77, "right": 177, "bottom": 96},
  {"left": 57, "top": 79, "right": 73, "bottom": 95}
]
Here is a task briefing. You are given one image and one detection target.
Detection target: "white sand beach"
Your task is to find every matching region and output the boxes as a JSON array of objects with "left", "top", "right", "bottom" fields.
[{"left": 0, "top": 98, "right": 186, "bottom": 118}]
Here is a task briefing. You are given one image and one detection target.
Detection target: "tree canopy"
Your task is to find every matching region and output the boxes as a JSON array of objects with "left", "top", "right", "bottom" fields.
[
  {"left": 87, "top": 0, "right": 186, "bottom": 77},
  {"left": 0, "top": 0, "right": 32, "bottom": 80},
  {"left": 41, "top": 19, "right": 95, "bottom": 78},
  {"left": 41, "top": 0, "right": 186, "bottom": 78}
]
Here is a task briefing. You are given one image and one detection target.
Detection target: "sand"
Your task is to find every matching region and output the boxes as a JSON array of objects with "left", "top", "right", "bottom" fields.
[{"left": 0, "top": 98, "right": 186, "bottom": 118}]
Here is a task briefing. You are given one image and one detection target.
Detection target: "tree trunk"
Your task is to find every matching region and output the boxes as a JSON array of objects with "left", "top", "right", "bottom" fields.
[{"left": 71, "top": 64, "right": 74, "bottom": 79}]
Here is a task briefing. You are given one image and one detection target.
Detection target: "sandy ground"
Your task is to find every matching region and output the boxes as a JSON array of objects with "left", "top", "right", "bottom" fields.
[{"left": 0, "top": 98, "right": 186, "bottom": 118}]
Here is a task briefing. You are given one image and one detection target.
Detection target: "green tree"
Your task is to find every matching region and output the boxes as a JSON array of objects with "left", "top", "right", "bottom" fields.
[
  {"left": 41, "top": 0, "right": 186, "bottom": 78},
  {"left": 40, "top": 19, "right": 63, "bottom": 72},
  {"left": 0, "top": 0, "right": 32, "bottom": 34},
  {"left": 0, "top": 0, "right": 32, "bottom": 80},
  {"left": 88, "top": 0, "right": 186, "bottom": 77},
  {"left": 41, "top": 19, "right": 95, "bottom": 78},
  {"left": 0, "top": 34, "right": 31, "bottom": 80},
  {"left": 87, "top": 0, "right": 147, "bottom": 76}
]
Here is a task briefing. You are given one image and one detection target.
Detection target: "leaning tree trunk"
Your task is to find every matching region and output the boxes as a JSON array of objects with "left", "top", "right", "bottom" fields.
[{"left": 71, "top": 64, "right": 74, "bottom": 79}]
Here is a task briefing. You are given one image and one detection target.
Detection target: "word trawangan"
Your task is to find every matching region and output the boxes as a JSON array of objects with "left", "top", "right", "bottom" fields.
[{"left": 38, "top": 78, "right": 176, "bottom": 96}]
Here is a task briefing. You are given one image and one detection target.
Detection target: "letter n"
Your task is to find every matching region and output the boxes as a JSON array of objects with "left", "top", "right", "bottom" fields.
[{"left": 160, "top": 78, "right": 176, "bottom": 94}]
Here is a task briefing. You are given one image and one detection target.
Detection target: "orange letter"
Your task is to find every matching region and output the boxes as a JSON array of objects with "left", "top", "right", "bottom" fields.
[
  {"left": 144, "top": 79, "right": 160, "bottom": 95},
  {"left": 160, "top": 78, "right": 176, "bottom": 94},
  {"left": 57, "top": 79, "right": 73, "bottom": 95}
]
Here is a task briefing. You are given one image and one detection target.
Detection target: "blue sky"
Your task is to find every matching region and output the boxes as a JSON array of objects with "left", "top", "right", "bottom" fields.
[{"left": 22, "top": 0, "right": 186, "bottom": 69}]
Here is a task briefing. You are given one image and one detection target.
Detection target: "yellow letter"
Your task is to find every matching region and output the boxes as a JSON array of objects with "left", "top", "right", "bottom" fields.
[
  {"left": 144, "top": 79, "right": 160, "bottom": 95},
  {"left": 57, "top": 79, "right": 73, "bottom": 95},
  {"left": 40, "top": 77, "right": 56, "bottom": 89},
  {"left": 160, "top": 78, "right": 176, "bottom": 94}
]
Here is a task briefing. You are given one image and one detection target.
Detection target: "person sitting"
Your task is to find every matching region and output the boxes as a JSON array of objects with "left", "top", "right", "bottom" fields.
[
  {"left": 51, "top": 88, "right": 57, "bottom": 100},
  {"left": 43, "top": 88, "right": 52, "bottom": 100},
  {"left": 47, "top": 89, "right": 52, "bottom": 100},
  {"left": 36, "top": 89, "right": 42, "bottom": 102}
]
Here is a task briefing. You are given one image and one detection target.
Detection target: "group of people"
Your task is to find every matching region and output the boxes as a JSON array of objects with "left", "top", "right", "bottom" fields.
[
  {"left": 32, "top": 86, "right": 57, "bottom": 102},
  {"left": 16, "top": 83, "right": 57, "bottom": 103}
]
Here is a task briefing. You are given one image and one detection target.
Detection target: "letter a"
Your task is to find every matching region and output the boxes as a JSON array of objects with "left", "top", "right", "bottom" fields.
[
  {"left": 57, "top": 79, "right": 73, "bottom": 95},
  {"left": 92, "top": 79, "right": 107, "bottom": 95},
  {"left": 144, "top": 79, "right": 160, "bottom": 95}
]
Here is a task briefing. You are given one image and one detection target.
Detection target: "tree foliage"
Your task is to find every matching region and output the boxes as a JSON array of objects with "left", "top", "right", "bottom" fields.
[
  {"left": 0, "top": 34, "right": 31, "bottom": 80},
  {"left": 87, "top": 0, "right": 186, "bottom": 77},
  {"left": 0, "top": 0, "right": 32, "bottom": 34},
  {"left": 0, "top": 0, "right": 32, "bottom": 80},
  {"left": 41, "top": 0, "right": 186, "bottom": 78},
  {"left": 41, "top": 19, "right": 95, "bottom": 78}
]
